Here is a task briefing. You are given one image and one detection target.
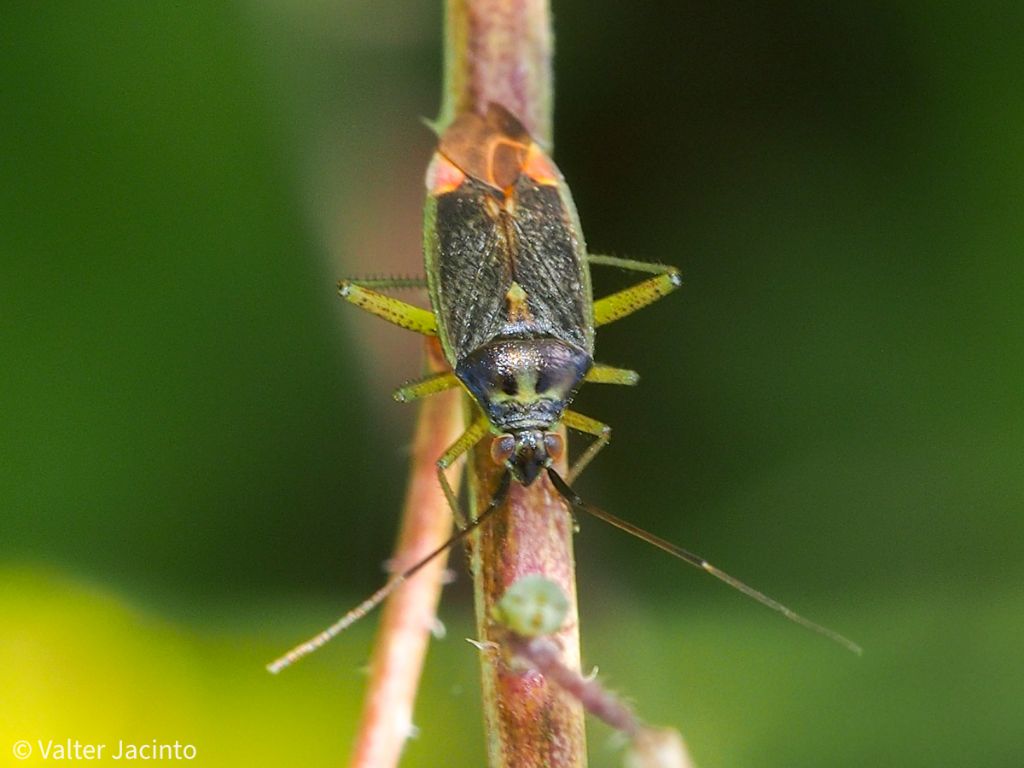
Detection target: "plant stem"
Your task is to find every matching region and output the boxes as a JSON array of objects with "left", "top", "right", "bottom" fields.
[
  {"left": 349, "top": 339, "right": 464, "bottom": 768},
  {"left": 352, "top": 4, "right": 581, "bottom": 766},
  {"left": 442, "top": 0, "right": 553, "bottom": 142},
  {"left": 443, "top": 2, "right": 586, "bottom": 766},
  {"left": 467, "top": 449, "right": 584, "bottom": 768},
  {"left": 508, "top": 634, "right": 640, "bottom": 737}
]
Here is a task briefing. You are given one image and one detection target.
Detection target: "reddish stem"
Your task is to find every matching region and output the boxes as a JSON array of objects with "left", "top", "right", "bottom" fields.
[
  {"left": 445, "top": 1, "right": 585, "bottom": 765},
  {"left": 467, "top": 454, "right": 584, "bottom": 768},
  {"left": 349, "top": 339, "right": 464, "bottom": 768},
  {"left": 444, "top": 0, "right": 553, "bottom": 142},
  {"left": 353, "top": 3, "right": 580, "bottom": 766}
]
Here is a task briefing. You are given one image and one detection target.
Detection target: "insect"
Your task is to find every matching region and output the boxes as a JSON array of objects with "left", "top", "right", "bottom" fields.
[
  {"left": 340, "top": 104, "right": 680, "bottom": 499},
  {"left": 267, "top": 104, "right": 858, "bottom": 673}
]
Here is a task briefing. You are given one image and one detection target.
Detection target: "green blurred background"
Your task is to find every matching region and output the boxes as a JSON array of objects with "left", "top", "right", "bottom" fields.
[{"left": 2, "top": 2, "right": 1021, "bottom": 766}]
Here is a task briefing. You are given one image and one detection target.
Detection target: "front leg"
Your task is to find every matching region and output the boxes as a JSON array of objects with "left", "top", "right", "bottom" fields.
[
  {"left": 561, "top": 410, "right": 612, "bottom": 483},
  {"left": 436, "top": 414, "right": 491, "bottom": 530}
]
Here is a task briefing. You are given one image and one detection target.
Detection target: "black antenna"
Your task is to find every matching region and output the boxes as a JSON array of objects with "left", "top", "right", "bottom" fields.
[
  {"left": 267, "top": 471, "right": 513, "bottom": 673},
  {"left": 546, "top": 468, "right": 862, "bottom": 655}
]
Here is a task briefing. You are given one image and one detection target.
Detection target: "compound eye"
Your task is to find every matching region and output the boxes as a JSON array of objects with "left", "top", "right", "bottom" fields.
[
  {"left": 490, "top": 435, "right": 515, "bottom": 466},
  {"left": 543, "top": 433, "right": 564, "bottom": 462}
]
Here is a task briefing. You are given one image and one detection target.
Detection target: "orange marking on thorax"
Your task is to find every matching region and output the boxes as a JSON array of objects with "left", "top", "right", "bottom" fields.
[
  {"left": 425, "top": 153, "right": 467, "bottom": 196},
  {"left": 438, "top": 105, "right": 544, "bottom": 195},
  {"left": 522, "top": 143, "right": 560, "bottom": 187},
  {"left": 486, "top": 137, "right": 529, "bottom": 191}
]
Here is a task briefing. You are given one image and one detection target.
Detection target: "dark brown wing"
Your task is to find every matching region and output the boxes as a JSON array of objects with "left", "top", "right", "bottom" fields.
[
  {"left": 506, "top": 176, "right": 591, "bottom": 353},
  {"left": 424, "top": 104, "right": 594, "bottom": 365},
  {"left": 426, "top": 177, "right": 512, "bottom": 364}
]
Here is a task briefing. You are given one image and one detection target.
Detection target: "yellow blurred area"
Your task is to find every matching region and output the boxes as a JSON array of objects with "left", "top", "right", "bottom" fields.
[
  {"left": 4, "top": 564, "right": 1023, "bottom": 767},
  {"left": 0, "top": 566, "right": 368, "bottom": 766}
]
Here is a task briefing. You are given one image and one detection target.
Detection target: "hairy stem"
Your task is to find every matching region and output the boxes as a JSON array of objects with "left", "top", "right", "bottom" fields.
[{"left": 443, "top": 2, "right": 586, "bottom": 766}]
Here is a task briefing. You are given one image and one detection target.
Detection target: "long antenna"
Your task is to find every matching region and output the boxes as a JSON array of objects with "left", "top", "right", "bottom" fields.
[
  {"left": 546, "top": 468, "right": 862, "bottom": 655},
  {"left": 267, "top": 471, "right": 513, "bottom": 673}
]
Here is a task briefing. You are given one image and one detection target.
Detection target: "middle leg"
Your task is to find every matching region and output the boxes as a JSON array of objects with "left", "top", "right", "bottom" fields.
[
  {"left": 585, "top": 364, "right": 640, "bottom": 386},
  {"left": 392, "top": 371, "right": 460, "bottom": 403},
  {"left": 588, "top": 254, "right": 682, "bottom": 328}
]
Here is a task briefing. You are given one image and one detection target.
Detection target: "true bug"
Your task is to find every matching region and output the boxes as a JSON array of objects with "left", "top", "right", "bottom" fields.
[
  {"left": 340, "top": 105, "right": 680, "bottom": 499},
  {"left": 267, "top": 105, "right": 858, "bottom": 672}
]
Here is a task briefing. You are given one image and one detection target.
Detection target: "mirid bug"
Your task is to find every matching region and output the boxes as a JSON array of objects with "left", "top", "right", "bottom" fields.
[{"left": 267, "top": 105, "right": 858, "bottom": 673}]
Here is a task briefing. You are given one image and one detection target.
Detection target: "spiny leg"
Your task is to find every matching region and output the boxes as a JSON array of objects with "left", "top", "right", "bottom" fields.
[
  {"left": 392, "top": 371, "right": 460, "bottom": 403},
  {"left": 588, "top": 254, "right": 682, "bottom": 328},
  {"left": 436, "top": 414, "right": 491, "bottom": 530},
  {"left": 562, "top": 410, "right": 612, "bottom": 484},
  {"left": 338, "top": 279, "right": 437, "bottom": 336},
  {"left": 340, "top": 276, "right": 427, "bottom": 289},
  {"left": 585, "top": 363, "right": 640, "bottom": 386},
  {"left": 587, "top": 254, "right": 677, "bottom": 275}
]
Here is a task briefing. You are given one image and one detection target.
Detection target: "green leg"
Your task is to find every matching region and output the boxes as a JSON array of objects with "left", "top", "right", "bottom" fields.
[
  {"left": 585, "top": 364, "right": 640, "bottom": 386},
  {"left": 338, "top": 278, "right": 437, "bottom": 336},
  {"left": 436, "top": 414, "right": 491, "bottom": 529},
  {"left": 588, "top": 254, "right": 682, "bottom": 328},
  {"left": 341, "top": 276, "right": 427, "bottom": 289},
  {"left": 392, "top": 371, "right": 461, "bottom": 403},
  {"left": 561, "top": 410, "right": 612, "bottom": 484}
]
